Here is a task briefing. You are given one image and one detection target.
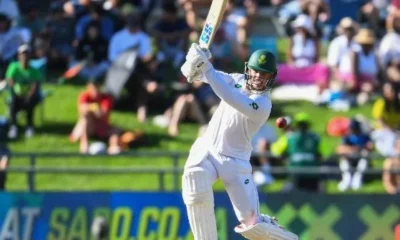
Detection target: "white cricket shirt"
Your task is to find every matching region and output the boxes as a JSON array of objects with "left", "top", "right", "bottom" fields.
[{"left": 197, "top": 69, "right": 272, "bottom": 161}]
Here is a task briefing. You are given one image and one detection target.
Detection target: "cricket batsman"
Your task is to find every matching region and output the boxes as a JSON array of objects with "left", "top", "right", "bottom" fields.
[{"left": 180, "top": 43, "right": 298, "bottom": 240}]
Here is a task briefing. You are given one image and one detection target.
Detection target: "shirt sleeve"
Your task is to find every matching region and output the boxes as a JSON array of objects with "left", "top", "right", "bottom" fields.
[
  {"left": 75, "top": 15, "right": 89, "bottom": 40},
  {"left": 78, "top": 92, "right": 91, "bottom": 104},
  {"left": 5, "top": 62, "right": 17, "bottom": 79},
  {"left": 100, "top": 95, "right": 113, "bottom": 112},
  {"left": 138, "top": 34, "right": 152, "bottom": 59},
  {"left": 108, "top": 34, "right": 119, "bottom": 62},
  {"left": 327, "top": 39, "right": 339, "bottom": 67},
  {"left": 201, "top": 70, "right": 242, "bottom": 86},
  {"left": 271, "top": 135, "right": 288, "bottom": 156},
  {"left": 204, "top": 67, "right": 271, "bottom": 121}
]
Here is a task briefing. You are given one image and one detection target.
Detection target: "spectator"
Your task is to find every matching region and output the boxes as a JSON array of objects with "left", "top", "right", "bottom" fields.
[
  {"left": 0, "top": 14, "right": 27, "bottom": 78},
  {"left": 178, "top": 0, "right": 212, "bottom": 30},
  {"left": 386, "top": 0, "right": 400, "bottom": 31},
  {"left": 73, "top": 22, "right": 109, "bottom": 81},
  {"left": 327, "top": 17, "right": 358, "bottom": 81},
  {"left": 153, "top": 2, "right": 189, "bottom": 70},
  {"left": 222, "top": 0, "right": 250, "bottom": 45},
  {"left": 44, "top": 2, "right": 76, "bottom": 67},
  {"left": 70, "top": 80, "right": 122, "bottom": 154},
  {"left": 209, "top": 29, "right": 233, "bottom": 71},
  {"left": 75, "top": 3, "right": 115, "bottom": 42},
  {"left": 336, "top": 119, "right": 374, "bottom": 191},
  {"left": 108, "top": 14, "right": 152, "bottom": 63},
  {"left": 102, "top": 0, "right": 126, "bottom": 31},
  {"left": 109, "top": 14, "right": 160, "bottom": 123},
  {"left": 272, "top": 112, "right": 323, "bottom": 192},
  {"left": 0, "top": 0, "right": 20, "bottom": 25},
  {"left": 300, "top": 0, "right": 330, "bottom": 38},
  {"left": 6, "top": 45, "right": 43, "bottom": 139},
  {"left": 358, "top": 0, "right": 388, "bottom": 39},
  {"left": 17, "top": 3, "right": 45, "bottom": 38},
  {"left": 63, "top": 0, "right": 92, "bottom": 20},
  {"left": 382, "top": 138, "right": 400, "bottom": 194},
  {"left": 371, "top": 126, "right": 398, "bottom": 157},
  {"left": 277, "top": 14, "right": 330, "bottom": 93},
  {"left": 154, "top": 81, "right": 217, "bottom": 137},
  {"left": 372, "top": 82, "right": 400, "bottom": 129},
  {"left": 379, "top": 15, "right": 400, "bottom": 74},
  {"left": 386, "top": 55, "right": 400, "bottom": 91},
  {"left": 251, "top": 122, "right": 279, "bottom": 187},
  {"left": 338, "top": 28, "right": 379, "bottom": 103}
]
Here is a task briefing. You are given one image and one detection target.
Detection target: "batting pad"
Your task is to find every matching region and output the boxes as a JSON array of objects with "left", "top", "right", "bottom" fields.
[
  {"left": 234, "top": 222, "right": 298, "bottom": 240},
  {"left": 182, "top": 169, "right": 218, "bottom": 240}
]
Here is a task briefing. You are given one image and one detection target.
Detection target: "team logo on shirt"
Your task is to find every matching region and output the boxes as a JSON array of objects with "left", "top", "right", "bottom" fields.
[
  {"left": 244, "top": 179, "right": 250, "bottom": 184},
  {"left": 258, "top": 55, "right": 267, "bottom": 65},
  {"left": 250, "top": 102, "right": 259, "bottom": 110},
  {"left": 234, "top": 83, "right": 242, "bottom": 88}
]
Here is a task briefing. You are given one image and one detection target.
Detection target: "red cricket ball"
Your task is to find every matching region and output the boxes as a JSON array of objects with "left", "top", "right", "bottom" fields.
[{"left": 276, "top": 117, "right": 287, "bottom": 129}]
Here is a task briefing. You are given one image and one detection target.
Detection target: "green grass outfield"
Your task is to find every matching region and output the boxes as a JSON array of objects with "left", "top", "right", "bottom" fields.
[{"left": 0, "top": 82, "right": 386, "bottom": 193}]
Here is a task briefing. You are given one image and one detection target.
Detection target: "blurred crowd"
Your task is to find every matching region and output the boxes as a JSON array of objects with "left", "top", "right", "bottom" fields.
[{"left": 0, "top": 0, "right": 400, "bottom": 194}]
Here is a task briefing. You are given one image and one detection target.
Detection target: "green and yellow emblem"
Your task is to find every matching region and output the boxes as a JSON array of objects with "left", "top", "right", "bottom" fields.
[{"left": 258, "top": 55, "right": 267, "bottom": 65}]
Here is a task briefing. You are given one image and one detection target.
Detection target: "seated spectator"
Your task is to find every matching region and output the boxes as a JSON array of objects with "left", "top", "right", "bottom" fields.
[
  {"left": 337, "top": 28, "right": 379, "bottom": 103},
  {"left": 277, "top": 14, "right": 330, "bottom": 93},
  {"left": 73, "top": 22, "right": 109, "bottom": 81},
  {"left": 386, "top": 55, "right": 400, "bottom": 92},
  {"left": 386, "top": 0, "right": 400, "bottom": 31},
  {"left": 102, "top": 0, "right": 126, "bottom": 31},
  {"left": 154, "top": 81, "right": 218, "bottom": 137},
  {"left": 0, "top": 14, "right": 28, "bottom": 78},
  {"left": 371, "top": 126, "right": 398, "bottom": 157},
  {"left": 17, "top": 3, "right": 45, "bottom": 39},
  {"left": 0, "top": 0, "right": 20, "bottom": 25},
  {"left": 382, "top": 138, "right": 400, "bottom": 194},
  {"left": 358, "top": 0, "right": 388, "bottom": 39},
  {"left": 153, "top": 2, "right": 189, "bottom": 70},
  {"left": 372, "top": 82, "right": 400, "bottom": 129},
  {"left": 6, "top": 45, "right": 43, "bottom": 139},
  {"left": 379, "top": 16, "right": 400, "bottom": 90},
  {"left": 222, "top": 0, "right": 250, "bottom": 45},
  {"left": 336, "top": 119, "right": 374, "bottom": 191},
  {"left": 300, "top": 0, "right": 330, "bottom": 39},
  {"left": 272, "top": 112, "right": 322, "bottom": 192},
  {"left": 178, "top": 0, "right": 212, "bottom": 30},
  {"left": 210, "top": 29, "right": 234, "bottom": 71},
  {"left": 44, "top": 2, "right": 76, "bottom": 67},
  {"left": 70, "top": 81, "right": 122, "bottom": 154},
  {"left": 379, "top": 16, "right": 400, "bottom": 67},
  {"left": 109, "top": 14, "right": 161, "bottom": 123},
  {"left": 75, "top": 3, "right": 115, "bottom": 42},
  {"left": 63, "top": 0, "right": 92, "bottom": 20},
  {"left": 108, "top": 14, "right": 153, "bottom": 64},
  {"left": 327, "top": 17, "right": 358, "bottom": 81},
  {"left": 250, "top": 122, "right": 279, "bottom": 187}
]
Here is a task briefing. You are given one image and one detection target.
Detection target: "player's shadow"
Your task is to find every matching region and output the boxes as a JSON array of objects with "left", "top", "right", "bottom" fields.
[{"left": 35, "top": 121, "right": 75, "bottom": 135}]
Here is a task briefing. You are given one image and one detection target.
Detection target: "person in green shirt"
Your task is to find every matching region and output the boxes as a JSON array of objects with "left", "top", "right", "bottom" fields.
[
  {"left": 272, "top": 112, "right": 323, "bottom": 192},
  {"left": 6, "top": 44, "right": 43, "bottom": 139}
]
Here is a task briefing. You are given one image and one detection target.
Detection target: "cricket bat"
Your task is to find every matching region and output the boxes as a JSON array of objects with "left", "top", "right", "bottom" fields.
[{"left": 185, "top": 0, "right": 229, "bottom": 82}]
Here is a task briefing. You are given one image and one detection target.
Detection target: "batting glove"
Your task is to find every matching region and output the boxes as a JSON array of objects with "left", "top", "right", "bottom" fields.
[{"left": 181, "top": 43, "right": 212, "bottom": 83}]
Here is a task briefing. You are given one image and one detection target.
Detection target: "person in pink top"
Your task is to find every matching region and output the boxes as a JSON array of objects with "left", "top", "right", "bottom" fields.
[{"left": 277, "top": 14, "right": 330, "bottom": 94}]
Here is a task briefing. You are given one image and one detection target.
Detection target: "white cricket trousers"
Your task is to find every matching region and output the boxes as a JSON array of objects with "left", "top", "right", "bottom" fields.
[{"left": 184, "top": 146, "right": 260, "bottom": 225}]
